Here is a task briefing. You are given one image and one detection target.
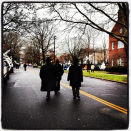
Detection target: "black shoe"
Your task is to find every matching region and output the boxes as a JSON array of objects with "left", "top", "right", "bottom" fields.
[
  {"left": 73, "top": 96, "right": 76, "bottom": 100},
  {"left": 77, "top": 96, "right": 80, "bottom": 99},
  {"left": 46, "top": 96, "right": 50, "bottom": 101},
  {"left": 55, "top": 91, "right": 57, "bottom": 95}
]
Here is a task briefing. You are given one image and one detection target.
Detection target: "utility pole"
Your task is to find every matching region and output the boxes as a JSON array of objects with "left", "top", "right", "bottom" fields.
[
  {"left": 54, "top": 36, "right": 56, "bottom": 63},
  {"left": 93, "top": 41, "right": 95, "bottom": 64}
]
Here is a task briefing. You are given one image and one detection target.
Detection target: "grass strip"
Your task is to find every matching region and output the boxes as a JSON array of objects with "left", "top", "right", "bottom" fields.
[{"left": 65, "top": 70, "right": 127, "bottom": 83}]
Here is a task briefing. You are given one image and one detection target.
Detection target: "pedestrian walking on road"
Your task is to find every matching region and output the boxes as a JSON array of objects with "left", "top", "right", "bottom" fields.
[
  {"left": 87, "top": 62, "right": 91, "bottom": 74},
  {"left": 40, "top": 57, "right": 56, "bottom": 100},
  {"left": 54, "top": 59, "right": 63, "bottom": 94},
  {"left": 24, "top": 63, "right": 27, "bottom": 71},
  {"left": 91, "top": 64, "right": 95, "bottom": 73},
  {"left": 67, "top": 58, "right": 83, "bottom": 100}
]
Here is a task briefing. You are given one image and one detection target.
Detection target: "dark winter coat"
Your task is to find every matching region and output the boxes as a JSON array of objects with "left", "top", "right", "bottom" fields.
[
  {"left": 40, "top": 64, "right": 56, "bottom": 91},
  {"left": 87, "top": 64, "right": 91, "bottom": 70},
  {"left": 67, "top": 64, "right": 83, "bottom": 88},
  {"left": 54, "top": 63, "right": 63, "bottom": 80},
  {"left": 24, "top": 64, "right": 27, "bottom": 68}
]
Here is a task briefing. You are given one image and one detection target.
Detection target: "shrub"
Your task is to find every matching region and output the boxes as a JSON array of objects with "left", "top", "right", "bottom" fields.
[
  {"left": 105, "top": 66, "right": 127, "bottom": 73},
  {"left": 94, "top": 66, "right": 100, "bottom": 71},
  {"left": 38, "top": 66, "right": 41, "bottom": 68}
]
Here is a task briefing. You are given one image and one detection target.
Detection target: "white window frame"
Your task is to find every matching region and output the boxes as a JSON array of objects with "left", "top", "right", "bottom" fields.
[
  {"left": 112, "top": 59, "right": 114, "bottom": 66},
  {"left": 119, "top": 28, "right": 123, "bottom": 34},
  {"left": 118, "top": 41, "right": 124, "bottom": 49},
  {"left": 117, "top": 58, "right": 124, "bottom": 66},
  {"left": 112, "top": 42, "right": 114, "bottom": 50}
]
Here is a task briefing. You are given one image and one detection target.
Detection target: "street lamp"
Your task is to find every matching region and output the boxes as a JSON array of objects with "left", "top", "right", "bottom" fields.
[{"left": 54, "top": 36, "right": 56, "bottom": 63}]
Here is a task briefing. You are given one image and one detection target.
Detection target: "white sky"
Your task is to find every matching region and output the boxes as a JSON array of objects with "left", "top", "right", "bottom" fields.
[
  {"left": 1, "top": 1, "right": 130, "bottom": 56},
  {"left": 34, "top": 3, "right": 117, "bottom": 55}
]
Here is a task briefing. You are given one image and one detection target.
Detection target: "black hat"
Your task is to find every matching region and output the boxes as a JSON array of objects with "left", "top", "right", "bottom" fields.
[
  {"left": 73, "top": 58, "right": 79, "bottom": 64},
  {"left": 46, "top": 57, "right": 51, "bottom": 62},
  {"left": 56, "top": 59, "right": 59, "bottom": 63}
]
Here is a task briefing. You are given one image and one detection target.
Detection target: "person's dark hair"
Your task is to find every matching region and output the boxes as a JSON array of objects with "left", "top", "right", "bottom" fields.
[
  {"left": 46, "top": 57, "right": 51, "bottom": 64},
  {"left": 73, "top": 58, "right": 79, "bottom": 64},
  {"left": 56, "top": 59, "right": 59, "bottom": 64}
]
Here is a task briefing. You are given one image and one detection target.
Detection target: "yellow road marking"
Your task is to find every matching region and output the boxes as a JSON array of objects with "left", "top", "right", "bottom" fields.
[
  {"left": 60, "top": 82, "right": 127, "bottom": 114},
  {"left": 27, "top": 68, "right": 39, "bottom": 74},
  {"left": 27, "top": 68, "right": 127, "bottom": 114}
]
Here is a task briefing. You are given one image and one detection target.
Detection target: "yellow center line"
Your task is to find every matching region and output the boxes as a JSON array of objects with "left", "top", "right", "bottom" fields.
[{"left": 27, "top": 68, "right": 127, "bottom": 114}]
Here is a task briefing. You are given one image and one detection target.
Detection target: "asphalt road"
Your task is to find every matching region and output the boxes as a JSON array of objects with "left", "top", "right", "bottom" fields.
[{"left": 2, "top": 66, "right": 128, "bottom": 130}]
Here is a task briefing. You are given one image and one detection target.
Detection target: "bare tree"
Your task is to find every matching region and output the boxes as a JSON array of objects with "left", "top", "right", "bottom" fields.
[
  {"left": 26, "top": 18, "right": 56, "bottom": 63},
  {"left": 101, "top": 33, "right": 108, "bottom": 63},
  {"left": 64, "top": 35, "right": 86, "bottom": 62},
  {"left": 3, "top": 32, "right": 25, "bottom": 62},
  {"left": 2, "top": 3, "right": 35, "bottom": 33},
  {"left": 23, "top": 39, "right": 41, "bottom": 64},
  {"left": 51, "top": 3, "right": 128, "bottom": 52}
]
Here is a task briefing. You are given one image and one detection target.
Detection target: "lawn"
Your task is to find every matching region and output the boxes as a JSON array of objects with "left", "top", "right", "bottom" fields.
[{"left": 65, "top": 70, "right": 127, "bottom": 83}]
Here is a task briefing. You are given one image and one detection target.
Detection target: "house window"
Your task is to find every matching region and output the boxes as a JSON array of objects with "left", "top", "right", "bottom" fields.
[
  {"left": 112, "top": 42, "right": 114, "bottom": 50},
  {"left": 117, "top": 58, "right": 124, "bottom": 66},
  {"left": 119, "top": 28, "right": 123, "bottom": 34},
  {"left": 112, "top": 59, "right": 114, "bottom": 66},
  {"left": 118, "top": 41, "right": 124, "bottom": 49}
]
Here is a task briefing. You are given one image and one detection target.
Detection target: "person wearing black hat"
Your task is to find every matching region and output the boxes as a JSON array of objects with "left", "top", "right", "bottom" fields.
[
  {"left": 67, "top": 58, "right": 83, "bottom": 99},
  {"left": 54, "top": 59, "right": 63, "bottom": 94},
  {"left": 40, "top": 57, "right": 56, "bottom": 100},
  {"left": 24, "top": 63, "right": 27, "bottom": 71}
]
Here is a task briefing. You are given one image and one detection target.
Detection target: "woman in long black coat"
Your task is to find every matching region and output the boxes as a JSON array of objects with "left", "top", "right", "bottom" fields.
[
  {"left": 40, "top": 57, "right": 56, "bottom": 100},
  {"left": 54, "top": 59, "right": 63, "bottom": 94},
  {"left": 67, "top": 58, "right": 83, "bottom": 99},
  {"left": 24, "top": 63, "right": 27, "bottom": 71}
]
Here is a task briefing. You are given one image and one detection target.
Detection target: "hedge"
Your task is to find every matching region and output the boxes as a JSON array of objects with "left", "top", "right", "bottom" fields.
[{"left": 105, "top": 66, "right": 127, "bottom": 73}]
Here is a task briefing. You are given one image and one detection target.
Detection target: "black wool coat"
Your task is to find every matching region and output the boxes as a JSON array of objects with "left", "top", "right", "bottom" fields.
[
  {"left": 40, "top": 64, "right": 56, "bottom": 91},
  {"left": 67, "top": 64, "right": 83, "bottom": 88},
  {"left": 54, "top": 63, "right": 63, "bottom": 80}
]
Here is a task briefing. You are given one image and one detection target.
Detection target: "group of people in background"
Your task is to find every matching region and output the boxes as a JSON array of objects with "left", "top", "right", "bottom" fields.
[
  {"left": 16, "top": 57, "right": 84, "bottom": 100},
  {"left": 40, "top": 57, "right": 63, "bottom": 100},
  {"left": 14, "top": 62, "right": 27, "bottom": 71},
  {"left": 87, "top": 62, "right": 95, "bottom": 74},
  {"left": 40, "top": 57, "right": 83, "bottom": 101}
]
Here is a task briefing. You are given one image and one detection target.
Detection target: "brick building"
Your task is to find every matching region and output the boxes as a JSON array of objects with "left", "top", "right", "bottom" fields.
[{"left": 109, "top": 9, "right": 127, "bottom": 67}]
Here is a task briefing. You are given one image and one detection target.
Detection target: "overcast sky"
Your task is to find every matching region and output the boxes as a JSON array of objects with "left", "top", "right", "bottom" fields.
[
  {"left": 34, "top": 3, "right": 115, "bottom": 55},
  {"left": 1, "top": 1, "right": 130, "bottom": 56}
]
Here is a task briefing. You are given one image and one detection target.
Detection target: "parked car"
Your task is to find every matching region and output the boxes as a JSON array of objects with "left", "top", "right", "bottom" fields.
[
  {"left": 4, "top": 60, "right": 10, "bottom": 79},
  {"left": 3, "top": 54, "right": 12, "bottom": 72},
  {"left": 64, "top": 65, "right": 67, "bottom": 70},
  {"left": 33, "top": 63, "right": 37, "bottom": 68},
  {"left": 3, "top": 61, "right": 8, "bottom": 84}
]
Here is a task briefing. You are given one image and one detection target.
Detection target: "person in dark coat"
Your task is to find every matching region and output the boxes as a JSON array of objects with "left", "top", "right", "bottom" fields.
[
  {"left": 40, "top": 57, "right": 56, "bottom": 100},
  {"left": 54, "top": 59, "right": 63, "bottom": 94},
  {"left": 24, "top": 63, "right": 27, "bottom": 71},
  {"left": 87, "top": 62, "right": 91, "bottom": 74},
  {"left": 67, "top": 58, "right": 83, "bottom": 99}
]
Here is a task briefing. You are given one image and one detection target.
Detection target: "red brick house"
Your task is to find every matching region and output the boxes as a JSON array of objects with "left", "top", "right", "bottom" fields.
[{"left": 109, "top": 9, "right": 127, "bottom": 67}]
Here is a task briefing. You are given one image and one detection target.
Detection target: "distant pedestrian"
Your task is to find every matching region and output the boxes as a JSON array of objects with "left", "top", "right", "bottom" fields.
[
  {"left": 91, "top": 64, "right": 95, "bottom": 73},
  {"left": 10, "top": 62, "right": 14, "bottom": 73},
  {"left": 40, "top": 57, "right": 56, "bottom": 100},
  {"left": 87, "top": 62, "right": 91, "bottom": 74},
  {"left": 54, "top": 59, "right": 63, "bottom": 94},
  {"left": 24, "top": 63, "right": 27, "bottom": 71},
  {"left": 18, "top": 63, "right": 20, "bottom": 69},
  {"left": 67, "top": 58, "right": 83, "bottom": 100},
  {"left": 16, "top": 63, "right": 19, "bottom": 69}
]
